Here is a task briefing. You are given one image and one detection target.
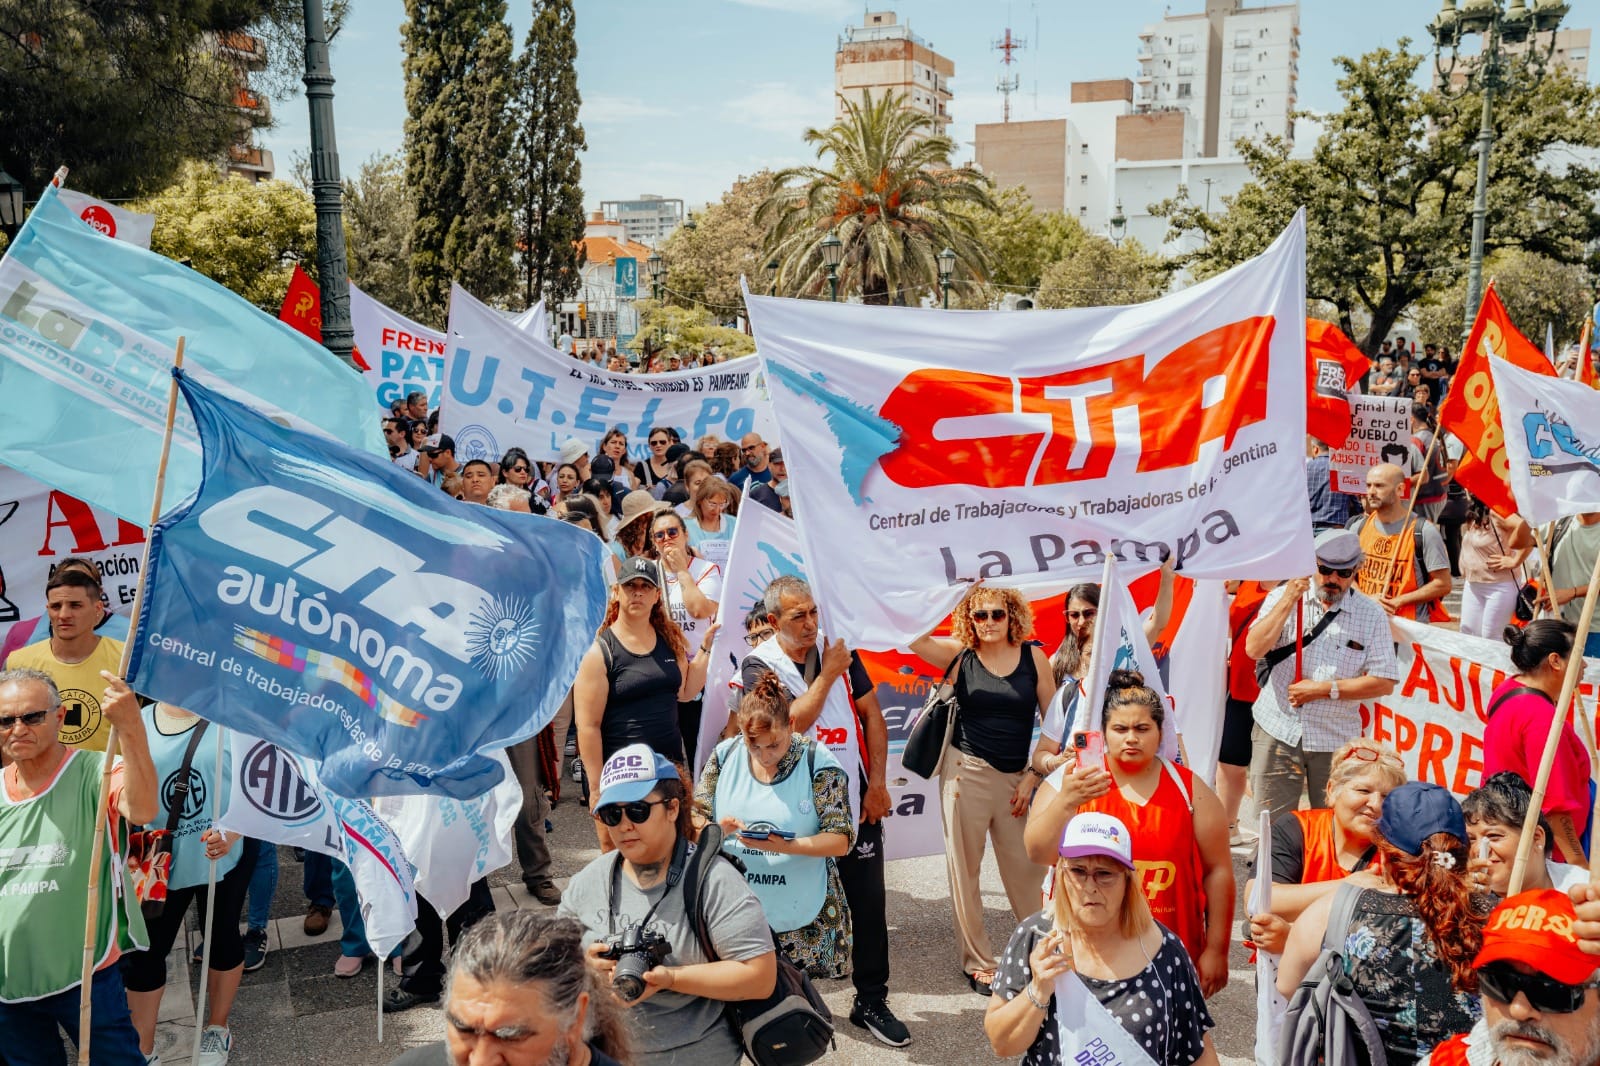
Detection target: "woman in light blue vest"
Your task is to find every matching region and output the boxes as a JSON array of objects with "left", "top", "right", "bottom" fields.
[{"left": 695, "top": 669, "right": 855, "bottom": 979}]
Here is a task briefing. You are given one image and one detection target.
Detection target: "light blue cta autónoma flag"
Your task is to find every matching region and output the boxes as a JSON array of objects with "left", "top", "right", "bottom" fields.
[
  {"left": 0, "top": 185, "right": 380, "bottom": 526},
  {"left": 126, "top": 371, "right": 609, "bottom": 800}
]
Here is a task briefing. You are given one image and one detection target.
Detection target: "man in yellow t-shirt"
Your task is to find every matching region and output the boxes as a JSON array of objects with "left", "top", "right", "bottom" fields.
[{"left": 6, "top": 569, "right": 124, "bottom": 751}]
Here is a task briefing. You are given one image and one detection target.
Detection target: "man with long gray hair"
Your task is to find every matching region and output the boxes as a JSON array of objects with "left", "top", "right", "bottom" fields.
[{"left": 388, "top": 912, "right": 629, "bottom": 1066}]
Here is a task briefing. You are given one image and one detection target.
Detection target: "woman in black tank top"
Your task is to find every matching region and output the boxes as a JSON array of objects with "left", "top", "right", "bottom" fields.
[
  {"left": 571, "top": 558, "right": 717, "bottom": 826},
  {"left": 911, "top": 586, "right": 1058, "bottom": 996}
]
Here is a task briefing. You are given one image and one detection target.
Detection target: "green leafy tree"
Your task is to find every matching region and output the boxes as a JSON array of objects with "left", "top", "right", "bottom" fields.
[
  {"left": 511, "top": 0, "right": 586, "bottom": 310},
  {"left": 955, "top": 185, "right": 1084, "bottom": 294},
  {"left": 342, "top": 153, "right": 422, "bottom": 319},
  {"left": 1412, "top": 249, "right": 1593, "bottom": 350},
  {"left": 131, "top": 162, "right": 316, "bottom": 311},
  {"left": 403, "top": 0, "right": 518, "bottom": 322},
  {"left": 1154, "top": 45, "right": 1600, "bottom": 352},
  {"left": 757, "top": 90, "right": 996, "bottom": 305},
  {"left": 661, "top": 170, "right": 777, "bottom": 317},
  {"left": 626, "top": 299, "right": 755, "bottom": 361},
  {"left": 0, "top": 0, "right": 277, "bottom": 200},
  {"left": 1035, "top": 237, "right": 1169, "bottom": 309}
]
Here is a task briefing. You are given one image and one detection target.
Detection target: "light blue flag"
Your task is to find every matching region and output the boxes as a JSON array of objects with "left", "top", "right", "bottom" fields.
[
  {"left": 126, "top": 371, "right": 609, "bottom": 799},
  {"left": 0, "top": 185, "right": 380, "bottom": 526}
]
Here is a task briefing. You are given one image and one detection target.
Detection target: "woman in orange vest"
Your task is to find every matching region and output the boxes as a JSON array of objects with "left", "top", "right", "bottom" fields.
[
  {"left": 1243, "top": 737, "right": 1406, "bottom": 953},
  {"left": 1025, "top": 679, "right": 1234, "bottom": 997}
]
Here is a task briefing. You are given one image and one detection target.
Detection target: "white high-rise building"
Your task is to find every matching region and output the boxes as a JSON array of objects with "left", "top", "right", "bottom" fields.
[{"left": 1136, "top": 0, "right": 1299, "bottom": 158}]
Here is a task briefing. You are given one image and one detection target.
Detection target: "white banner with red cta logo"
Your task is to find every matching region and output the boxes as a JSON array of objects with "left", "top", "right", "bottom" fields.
[
  {"left": 55, "top": 189, "right": 155, "bottom": 249},
  {"left": 745, "top": 214, "right": 1313, "bottom": 650}
]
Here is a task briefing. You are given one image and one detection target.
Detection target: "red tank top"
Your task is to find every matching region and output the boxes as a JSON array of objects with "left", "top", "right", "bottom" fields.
[{"left": 1080, "top": 760, "right": 1207, "bottom": 963}]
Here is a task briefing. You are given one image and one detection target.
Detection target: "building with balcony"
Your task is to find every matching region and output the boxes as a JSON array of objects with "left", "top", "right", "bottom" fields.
[
  {"left": 598, "top": 195, "right": 685, "bottom": 247},
  {"left": 1135, "top": 1, "right": 1298, "bottom": 158},
  {"left": 835, "top": 10, "right": 953, "bottom": 134},
  {"left": 212, "top": 30, "right": 274, "bottom": 181}
]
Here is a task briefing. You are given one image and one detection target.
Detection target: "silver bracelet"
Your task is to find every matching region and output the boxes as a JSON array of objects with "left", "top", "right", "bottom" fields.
[{"left": 1025, "top": 983, "right": 1050, "bottom": 1011}]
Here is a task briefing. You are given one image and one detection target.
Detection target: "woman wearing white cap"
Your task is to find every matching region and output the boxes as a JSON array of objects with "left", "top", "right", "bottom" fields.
[
  {"left": 986, "top": 812, "right": 1219, "bottom": 1066},
  {"left": 558, "top": 744, "right": 776, "bottom": 1066}
]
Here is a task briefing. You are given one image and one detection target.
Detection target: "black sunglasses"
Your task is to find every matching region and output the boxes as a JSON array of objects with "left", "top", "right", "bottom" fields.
[
  {"left": 1478, "top": 961, "right": 1600, "bottom": 1014},
  {"left": 594, "top": 799, "right": 669, "bottom": 827},
  {"left": 1317, "top": 564, "right": 1357, "bottom": 579},
  {"left": 971, "top": 609, "right": 1007, "bottom": 622},
  {"left": 0, "top": 710, "right": 50, "bottom": 730}
]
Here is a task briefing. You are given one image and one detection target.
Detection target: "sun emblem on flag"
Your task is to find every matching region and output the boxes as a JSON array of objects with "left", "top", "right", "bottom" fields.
[{"left": 464, "top": 595, "right": 540, "bottom": 680}]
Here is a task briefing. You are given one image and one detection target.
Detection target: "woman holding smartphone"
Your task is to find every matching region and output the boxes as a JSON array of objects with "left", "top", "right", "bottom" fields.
[{"left": 695, "top": 670, "right": 854, "bottom": 979}]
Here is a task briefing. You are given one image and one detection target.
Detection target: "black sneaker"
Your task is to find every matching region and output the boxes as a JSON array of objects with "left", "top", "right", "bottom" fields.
[
  {"left": 242, "top": 928, "right": 268, "bottom": 972},
  {"left": 382, "top": 985, "right": 440, "bottom": 1013},
  {"left": 849, "top": 995, "right": 911, "bottom": 1047}
]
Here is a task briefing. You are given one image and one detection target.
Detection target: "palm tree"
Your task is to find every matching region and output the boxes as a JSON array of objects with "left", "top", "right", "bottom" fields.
[{"left": 757, "top": 90, "right": 995, "bottom": 305}]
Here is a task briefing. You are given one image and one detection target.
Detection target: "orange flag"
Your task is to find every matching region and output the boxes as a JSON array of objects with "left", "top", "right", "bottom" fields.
[
  {"left": 1306, "top": 318, "right": 1371, "bottom": 447},
  {"left": 1578, "top": 317, "right": 1597, "bottom": 388},
  {"left": 277, "top": 263, "right": 370, "bottom": 371},
  {"left": 1438, "top": 282, "right": 1554, "bottom": 516}
]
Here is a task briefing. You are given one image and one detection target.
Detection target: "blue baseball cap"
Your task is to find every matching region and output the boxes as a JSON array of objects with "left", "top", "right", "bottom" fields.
[
  {"left": 595, "top": 743, "right": 679, "bottom": 810},
  {"left": 1378, "top": 781, "right": 1466, "bottom": 856}
]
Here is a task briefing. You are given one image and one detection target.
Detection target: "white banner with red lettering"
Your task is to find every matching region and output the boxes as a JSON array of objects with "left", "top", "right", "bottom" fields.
[
  {"left": 745, "top": 213, "right": 1312, "bottom": 650},
  {"left": 350, "top": 282, "right": 449, "bottom": 414},
  {"left": 56, "top": 189, "right": 155, "bottom": 248},
  {"left": 1359, "top": 619, "right": 1600, "bottom": 795},
  {"left": 1330, "top": 395, "right": 1412, "bottom": 494},
  {"left": 0, "top": 464, "right": 144, "bottom": 660}
]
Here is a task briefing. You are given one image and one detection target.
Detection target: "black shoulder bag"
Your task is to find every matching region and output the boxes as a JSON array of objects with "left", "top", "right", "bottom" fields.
[
  {"left": 901, "top": 650, "right": 965, "bottom": 780},
  {"left": 684, "top": 823, "right": 835, "bottom": 1066},
  {"left": 1255, "top": 606, "right": 1341, "bottom": 688}
]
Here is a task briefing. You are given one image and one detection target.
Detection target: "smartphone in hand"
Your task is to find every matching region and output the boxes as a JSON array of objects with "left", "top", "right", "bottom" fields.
[{"left": 1072, "top": 730, "right": 1107, "bottom": 773}]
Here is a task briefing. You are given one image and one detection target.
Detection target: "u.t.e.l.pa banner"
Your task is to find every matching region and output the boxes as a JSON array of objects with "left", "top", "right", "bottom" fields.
[
  {"left": 1356, "top": 618, "right": 1600, "bottom": 796},
  {"left": 746, "top": 214, "right": 1312, "bottom": 650},
  {"left": 443, "top": 283, "right": 778, "bottom": 465}
]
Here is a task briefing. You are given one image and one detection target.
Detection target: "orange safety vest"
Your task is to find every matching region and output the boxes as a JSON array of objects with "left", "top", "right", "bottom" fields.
[
  {"left": 1228, "top": 581, "right": 1273, "bottom": 702},
  {"left": 1291, "top": 808, "right": 1380, "bottom": 882},
  {"left": 1080, "top": 761, "right": 1208, "bottom": 964},
  {"left": 1427, "top": 1033, "right": 1472, "bottom": 1066},
  {"left": 1357, "top": 514, "right": 1424, "bottom": 620}
]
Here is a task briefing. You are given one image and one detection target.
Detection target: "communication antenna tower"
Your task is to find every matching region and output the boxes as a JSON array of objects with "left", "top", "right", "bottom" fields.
[{"left": 993, "top": 26, "right": 1026, "bottom": 122}]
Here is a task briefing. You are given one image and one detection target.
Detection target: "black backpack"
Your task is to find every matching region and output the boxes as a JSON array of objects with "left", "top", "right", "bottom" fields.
[{"left": 683, "top": 823, "right": 835, "bottom": 1066}]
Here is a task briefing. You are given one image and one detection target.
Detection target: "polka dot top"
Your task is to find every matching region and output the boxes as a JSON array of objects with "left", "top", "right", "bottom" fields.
[{"left": 993, "top": 910, "right": 1216, "bottom": 1066}]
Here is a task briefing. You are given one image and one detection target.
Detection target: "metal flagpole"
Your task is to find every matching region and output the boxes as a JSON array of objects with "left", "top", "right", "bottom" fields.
[
  {"left": 191, "top": 723, "right": 225, "bottom": 1066},
  {"left": 79, "top": 341, "right": 185, "bottom": 1063}
]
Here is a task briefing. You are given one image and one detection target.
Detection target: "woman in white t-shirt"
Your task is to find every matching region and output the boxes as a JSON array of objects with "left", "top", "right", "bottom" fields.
[
  {"left": 645, "top": 509, "right": 722, "bottom": 766},
  {"left": 686, "top": 476, "right": 739, "bottom": 569}
]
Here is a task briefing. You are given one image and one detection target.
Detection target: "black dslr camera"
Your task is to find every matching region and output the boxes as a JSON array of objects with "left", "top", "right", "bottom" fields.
[{"left": 598, "top": 924, "right": 672, "bottom": 1001}]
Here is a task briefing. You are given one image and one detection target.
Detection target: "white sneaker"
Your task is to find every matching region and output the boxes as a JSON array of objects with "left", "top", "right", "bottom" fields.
[
  {"left": 145, "top": 1054, "right": 161, "bottom": 1066},
  {"left": 197, "top": 1025, "right": 231, "bottom": 1066}
]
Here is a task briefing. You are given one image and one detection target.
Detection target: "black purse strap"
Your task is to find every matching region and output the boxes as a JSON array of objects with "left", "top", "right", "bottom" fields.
[
  {"left": 162, "top": 717, "right": 211, "bottom": 836},
  {"left": 1258, "top": 604, "right": 1340, "bottom": 677},
  {"left": 1487, "top": 685, "right": 1546, "bottom": 720}
]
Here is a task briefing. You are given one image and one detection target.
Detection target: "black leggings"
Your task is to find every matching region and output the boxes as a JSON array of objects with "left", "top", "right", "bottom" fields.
[{"left": 122, "top": 840, "right": 258, "bottom": 993}]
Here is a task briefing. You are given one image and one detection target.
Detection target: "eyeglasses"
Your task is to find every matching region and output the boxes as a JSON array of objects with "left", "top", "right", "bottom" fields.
[
  {"left": 1066, "top": 608, "right": 1098, "bottom": 622},
  {"left": 1062, "top": 864, "right": 1124, "bottom": 890},
  {"left": 594, "top": 799, "right": 669, "bottom": 827},
  {"left": 649, "top": 438, "right": 669, "bottom": 447},
  {"left": 745, "top": 628, "right": 775, "bottom": 646},
  {"left": 509, "top": 464, "right": 529, "bottom": 474},
  {"left": 1318, "top": 564, "right": 1357, "bottom": 578},
  {"left": 971, "top": 609, "right": 1007, "bottom": 622},
  {"left": 1340, "top": 745, "right": 1381, "bottom": 764},
  {"left": 652, "top": 527, "right": 682, "bottom": 542},
  {"left": 0, "top": 710, "right": 50, "bottom": 731},
  {"left": 1478, "top": 961, "right": 1600, "bottom": 1014}
]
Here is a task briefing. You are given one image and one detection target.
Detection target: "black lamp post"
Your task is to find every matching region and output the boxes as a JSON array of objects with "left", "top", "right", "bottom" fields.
[
  {"left": 1430, "top": 0, "right": 1569, "bottom": 336},
  {"left": 302, "top": 0, "right": 356, "bottom": 367},
  {"left": 766, "top": 257, "right": 779, "bottom": 296},
  {"left": 819, "top": 231, "right": 843, "bottom": 302},
  {"left": 937, "top": 247, "right": 956, "bottom": 308},
  {"left": 646, "top": 251, "right": 663, "bottom": 301},
  {"left": 0, "top": 167, "right": 26, "bottom": 243},
  {"left": 1110, "top": 200, "right": 1128, "bottom": 247}
]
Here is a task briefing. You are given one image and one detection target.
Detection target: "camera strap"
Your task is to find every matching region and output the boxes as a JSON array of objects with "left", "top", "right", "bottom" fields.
[{"left": 606, "top": 836, "right": 690, "bottom": 937}]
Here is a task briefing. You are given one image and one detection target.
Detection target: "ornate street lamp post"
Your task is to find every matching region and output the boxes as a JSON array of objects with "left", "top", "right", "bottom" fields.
[
  {"left": 0, "top": 167, "right": 24, "bottom": 242},
  {"left": 1110, "top": 200, "right": 1128, "bottom": 248},
  {"left": 937, "top": 247, "right": 956, "bottom": 308},
  {"left": 819, "top": 231, "right": 843, "bottom": 302},
  {"left": 302, "top": 0, "right": 356, "bottom": 367},
  {"left": 646, "top": 251, "right": 663, "bottom": 301}
]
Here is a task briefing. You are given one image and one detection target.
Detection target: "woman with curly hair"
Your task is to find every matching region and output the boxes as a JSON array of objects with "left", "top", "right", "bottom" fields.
[
  {"left": 695, "top": 670, "right": 854, "bottom": 980},
  {"left": 910, "top": 586, "right": 1058, "bottom": 996},
  {"left": 1278, "top": 782, "right": 1490, "bottom": 1066},
  {"left": 570, "top": 557, "right": 718, "bottom": 833}
]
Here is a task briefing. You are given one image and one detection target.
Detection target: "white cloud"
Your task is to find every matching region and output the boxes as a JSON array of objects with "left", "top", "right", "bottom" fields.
[
  {"left": 582, "top": 94, "right": 674, "bottom": 124},
  {"left": 721, "top": 81, "right": 834, "bottom": 136}
]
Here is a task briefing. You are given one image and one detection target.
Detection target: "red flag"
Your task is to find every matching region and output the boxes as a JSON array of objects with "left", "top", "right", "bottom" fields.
[
  {"left": 1438, "top": 283, "right": 1553, "bottom": 516},
  {"left": 1578, "top": 317, "right": 1597, "bottom": 389},
  {"left": 1305, "top": 318, "right": 1370, "bottom": 447},
  {"left": 277, "top": 263, "right": 370, "bottom": 371}
]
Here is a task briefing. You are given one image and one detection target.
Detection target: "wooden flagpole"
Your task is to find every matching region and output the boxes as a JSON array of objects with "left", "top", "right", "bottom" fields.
[
  {"left": 1509, "top": 542, "right": 1600, "bottom": 893},
  {"left": 78, "top": 342, "right": 185, "bottom": 1064},
  {"left": 191, "top": 722, "right": 225, "bottom": 1066},
  {"left": 1376, "top": 431, "right": 1442, "bottom": 607},
  {"left": 1532, "top": 522, "right": 1600, "bottom": 761}
]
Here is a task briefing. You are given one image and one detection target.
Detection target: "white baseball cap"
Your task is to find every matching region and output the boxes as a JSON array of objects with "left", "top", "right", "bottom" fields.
[
  {"left": 1057, "top": 812, "right": 1134, "bottom": 869},
  {"left": 595, "top": 743, "right": 678, "bottom": 809}
]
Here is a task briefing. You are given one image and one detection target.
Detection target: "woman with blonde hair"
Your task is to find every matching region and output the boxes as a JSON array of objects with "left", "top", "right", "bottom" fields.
[
  {"left": 911, "top": 585, "right": 1057, "bottom": 996},
  {"left": 686, "top": 475, "right": 739, "bottom": 568},
  {"left": 986, "top": 812, "right": 1219, "bottom": 1066},
  {"left": 696, "top": 670, "right": 854, "bottom": 979},
  {"left": 1244, "top": 737, "right": 1407, "bottom": 953}
]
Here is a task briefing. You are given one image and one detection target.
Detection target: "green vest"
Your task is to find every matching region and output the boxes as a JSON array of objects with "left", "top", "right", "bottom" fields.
[{"left": 0, "top": 750, "right": 147, "bottom": 1001}]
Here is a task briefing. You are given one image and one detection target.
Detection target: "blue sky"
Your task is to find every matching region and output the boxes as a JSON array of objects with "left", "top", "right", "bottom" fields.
[{"left": 261, "top": 0, "right": 1597, "bottom": 211}]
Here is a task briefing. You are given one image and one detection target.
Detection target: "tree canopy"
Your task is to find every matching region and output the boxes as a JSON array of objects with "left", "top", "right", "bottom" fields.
[
  {"left": 511, "top": 0, "right": 586, "bottom": 310},
  {"left": 660, "top": 170, "right": 777, "bottom": 318}
]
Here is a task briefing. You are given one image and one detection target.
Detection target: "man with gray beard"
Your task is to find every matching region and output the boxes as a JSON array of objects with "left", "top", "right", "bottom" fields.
[{"left": 1423, "top": 889, "right": 1600, "bottom": 1066}]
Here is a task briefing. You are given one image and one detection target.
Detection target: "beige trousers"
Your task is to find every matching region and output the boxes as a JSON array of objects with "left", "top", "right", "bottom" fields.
[{"left": 939, "top": 747, "right": 1044, "bottom": 975}]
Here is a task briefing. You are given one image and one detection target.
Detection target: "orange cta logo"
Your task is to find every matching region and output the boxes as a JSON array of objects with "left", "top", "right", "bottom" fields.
[{"left": 876, "top": 316, "right": 1276, "bottom": 489}]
